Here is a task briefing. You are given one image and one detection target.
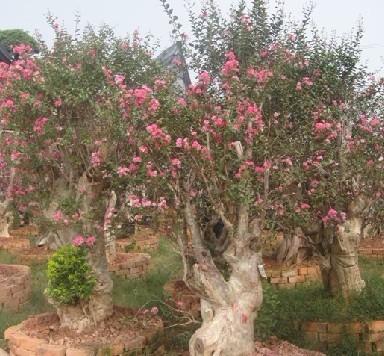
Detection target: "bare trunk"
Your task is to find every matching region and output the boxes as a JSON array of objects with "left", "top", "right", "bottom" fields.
[
  {"left": 0, "top": 169, "right": 15, "bottom": 238},
  {"left": 189, "top": 254, "right": 263, "bottom": 356},
  {"left": 321, "top": 216, "right": 365, "bottom": 299},
  {"left": 55, "top": 175, "right": 113, "bottom": 331},
  {"left": 184, "top": 201, "right": 263, "bottom": 356},
  {"left": 0, "top": 203, "right": 11, "bottom": 237},
  {"left": 56, "top": 235, "right": 113, "bottom": 332},
  {"left": 104, "top": 190, "right": 117, "bottom": 263}
]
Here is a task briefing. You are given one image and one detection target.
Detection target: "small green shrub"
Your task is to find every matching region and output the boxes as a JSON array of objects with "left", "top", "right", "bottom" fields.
[{"left": 46, "top": 245, "right": 96, "bottom": 305}]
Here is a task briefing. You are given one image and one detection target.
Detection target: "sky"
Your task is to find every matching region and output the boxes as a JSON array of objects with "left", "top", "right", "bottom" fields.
[{"left": 2, "top": 0, "right": 383, "bottom": 75}]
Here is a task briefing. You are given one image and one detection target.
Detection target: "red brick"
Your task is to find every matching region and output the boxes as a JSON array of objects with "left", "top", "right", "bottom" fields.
[
  {"left": 369, "top": 321, "right": 384, "bottom": 332},
  {"left": 302, "top": 322, "right": 328, "bottom": 333}
]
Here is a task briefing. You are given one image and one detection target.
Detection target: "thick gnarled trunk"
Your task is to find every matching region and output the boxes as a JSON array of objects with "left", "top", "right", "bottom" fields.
[
  {"left": 189, "top": 254, "right": 263, "bottom": 356},
  {"left": 54, "top": 175, "right": 113, "bottom": 331},
  {"left": 0, "top": 203, "right": 11, "bottom": 237},
  {"left": 321, "top": 216, "right": 365, "bottom": 299},
  {"left": 184, "top": 200, "right": 263, "bottom": 356}
]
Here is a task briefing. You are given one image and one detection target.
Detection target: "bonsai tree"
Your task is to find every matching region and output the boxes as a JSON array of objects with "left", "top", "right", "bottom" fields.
[
  {"left": 164, "top": 0, "right": 384, "bottom": 297},
  {"left": 93, "top": 1, "right": 383, "bottom": 354},
  {"left": 0, "top": 20, "right": 163, "bottom": 331}
]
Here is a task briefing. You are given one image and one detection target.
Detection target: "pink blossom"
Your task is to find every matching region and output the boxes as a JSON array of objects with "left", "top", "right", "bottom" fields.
[
  {"left": 176, "top": 138, "right": 183, "bottom": 148},
  {"left": 151, "top": 306, "right": 159, "bottom": 315},
  {"left": 149, "top": 98, "right": 160, "bottom": 112},
  {"left": 370, "top": 117, "right": 380, "bottom": 127},
  {"left": 72, "top": 235, "right": 85, "bottom": 247},
  {"left": 85, "top": 235, "right": 96, "bottom": 247},
  {"left": 177, "top": 98, "right": 187, "bottom": 107},
  {"left": 33, "top": 117, "right": 49, "bottom": 135},
  {"left": 212, "top": 116, "right": 227, "bottom": 128},
  {"left": 114, "top": 74, "right": 125, "bottom": 85},
  {"left": 53, "top": 210, "right": 64, "bottom": 222},
  {"left": 198, "top": 71, "right": 211, "bottom": 86},
  {"left": 171, "top": 158, "right": 181, "bottom": 169},
  {"left": 54, "top": 98, "right": 62, "bottom": 108},
  {"left": 117, "top": 166, "right": 130, "bottom": 177},
  {"left": 221, "top": 51, "right": 239, "bottom": 76},
  {"left": 300, "top": 203, "right": 310, "bottom": 209},
  {"left": 91, "top": 151, "right": 102, "bottom": 167},
  {"left": 132, "top": 156, "right": 142, "bottom": 163},
  {"left": 139, "top": 145, "right": 149, "bottom": 154}
]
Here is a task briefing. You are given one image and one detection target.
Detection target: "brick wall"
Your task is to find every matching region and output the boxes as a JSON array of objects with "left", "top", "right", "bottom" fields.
[
  {"left": 359, "top": 247, "right": 384, "bottom": 258},
  {"left": 163, "top": 280, "right": 200, "bottom": 317},
  {"left": 4, "top": 313, "right": 156, "bottom": 356},
  {"left": 0, "top": 264, "right": 31, "bottom": 311},
  {"left": 266, "top": 265, "right": 321, "bottom": 288},
  {"left": 0, "top": 237, "right": 30, "bottom": 252},
  {"left": 108, "top": 252, "right": 151, "bottom": 278},
  {"left": 300, "top": 320, "right": 384, "bottom": 353}
]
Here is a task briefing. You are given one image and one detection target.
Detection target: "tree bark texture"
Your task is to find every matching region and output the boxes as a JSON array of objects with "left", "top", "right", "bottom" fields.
[{"left": 184, "top": 200, "right": 263, "bottom": 356}]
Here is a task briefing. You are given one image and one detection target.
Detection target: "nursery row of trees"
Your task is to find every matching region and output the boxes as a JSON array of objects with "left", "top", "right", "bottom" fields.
[{"left": 0, "top": 1, "right": 383, "bottom": 355}]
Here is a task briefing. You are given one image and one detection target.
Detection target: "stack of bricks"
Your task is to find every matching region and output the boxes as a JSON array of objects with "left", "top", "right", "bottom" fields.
[
  {"left": 0, "top": 237, "right": 30, "bottom": 252},
  {"left": 267, "top": 265, "right": 321, "bottom": 288},
  {"left": 117, "top": 229, "right": 159, "bottom": 252},
  {"left": 0, "top": 264, "right": 31, "bottom": 311},
  {"left": 5, "top": 312, "right": 161, "bottom": 356},
  {"left": 358, "top": 247, "right": 384, "bottom": 258},
  {"left": 300, "top": 320, "right": 384, "bottom": 353},
  {"left": 108, "top": 252, "right": 151, "bottom": 278},
  {"left": 163, "top": 280, "right": 201, "bottom": 318}
]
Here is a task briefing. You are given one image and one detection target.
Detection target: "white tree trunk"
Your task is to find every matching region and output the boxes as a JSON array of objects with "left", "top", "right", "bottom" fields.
[
  {"left": 54, "top": 175, "right": 113, "bottom": 331},
  {"left": 321, "top": 216, "right": 365, "bottom": 299},
  {"left": 104, "top": 190, "right": 117, "bottom": 263},
  {"left": 184, "top": 201, "right": 263, "bottom": 356},
  {"left": 0, "top": 203, "right": 11, "bottom": 237}
]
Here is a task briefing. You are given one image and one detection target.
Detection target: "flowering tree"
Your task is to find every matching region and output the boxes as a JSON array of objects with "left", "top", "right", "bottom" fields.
[
  {"left": 170, "top": 0, "right": 384, "bottom": 298},
  {"left": 92, "top": 1, "right": 383, "bottom": 354},
  {"left": 0, "top": 20, "right": 163, "bottom": 330}
]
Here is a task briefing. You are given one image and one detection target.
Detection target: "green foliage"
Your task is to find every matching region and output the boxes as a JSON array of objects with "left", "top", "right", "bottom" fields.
[
  {"left": 0, "top": 29, "right": 38, "bottom": 51},
  {"left": 46, "top": 245, "right": 96, "bottom": 305}
]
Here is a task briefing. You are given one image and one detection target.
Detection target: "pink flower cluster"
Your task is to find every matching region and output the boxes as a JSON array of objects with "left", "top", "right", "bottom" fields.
[
  {"left": 146, "top": 123, "right": 171, "bottom": 145},
  {"left": 72, "top": 234, "right": 96, "bottom": 248},
  {"left": 91, "top": 151, "right": 102, "bottom": 167},
  {"left": 128, "top": 195, "right": 168, "bottom": 209},
  {"left": 221, "top": 51, "right": 239, "bottom": 77},
  {"left": 247, "top": 67, "right": 273, "bottom": 84},
  {"left": 33, "top": 117, "right": 49, "bottom": 135},
  {"left": 322, "top": 208, "right": 346, "bottom": 225}
]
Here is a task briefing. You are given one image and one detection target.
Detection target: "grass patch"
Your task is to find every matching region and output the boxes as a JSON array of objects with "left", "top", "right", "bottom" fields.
[
  {"left": 113, "top": 237, "right": 182, "bottom": 309},
  {"left": 255, "top": 257, "right": 384, "bottom": 355}
]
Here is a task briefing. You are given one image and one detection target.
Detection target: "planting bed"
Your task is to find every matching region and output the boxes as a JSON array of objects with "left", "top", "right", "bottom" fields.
[
  {"left": 0, "top": 264, "right": 31, "bottom": 312},
  {"left": 5, "top": 307, "right": 163, "bottom": 356},
  {"left": 108, "top": 252, "right": 151, "bottom": 278},
  {"left": 300, "top": 320, "right": 384, "bottom": 353}
]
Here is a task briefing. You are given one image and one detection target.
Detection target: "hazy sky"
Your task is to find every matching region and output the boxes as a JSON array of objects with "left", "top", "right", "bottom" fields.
[{"left": 2, "top": 0, "right": 383, "bottom": 74}]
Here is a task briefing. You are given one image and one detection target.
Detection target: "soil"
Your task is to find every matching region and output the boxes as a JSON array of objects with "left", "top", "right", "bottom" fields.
[
  {"left": 254, "top": 337, "right": 325, "bottom": 356},
  {"left": 22, "top": 306, "right": 162, "bottom": 348}
]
